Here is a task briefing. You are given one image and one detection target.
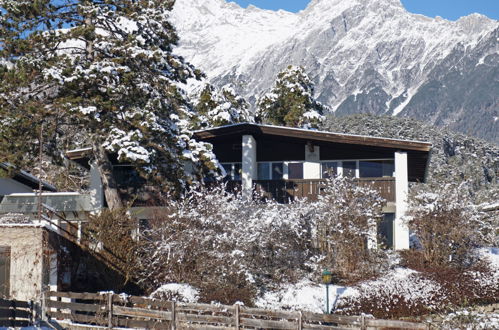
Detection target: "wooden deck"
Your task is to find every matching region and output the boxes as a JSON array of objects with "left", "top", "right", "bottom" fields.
[{"left": 228, "top": 178, "right": 395, "bottom": 203}]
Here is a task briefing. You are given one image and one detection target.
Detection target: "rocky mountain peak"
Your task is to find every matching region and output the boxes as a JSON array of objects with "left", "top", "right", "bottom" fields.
[{"left": 172, "top": 0, "right": 499, "bottom": 144}]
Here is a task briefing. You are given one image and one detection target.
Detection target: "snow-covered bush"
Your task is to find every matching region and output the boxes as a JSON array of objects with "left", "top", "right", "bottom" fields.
[
  {"left": 336, "top": 268, "right": 447, "bottom": 318},
  {"left": 336, "top": 255, "right": 499, "bottom": 319},
  {"left": 137, "top": 184, "right": 317, "bottom": 305},
  {"left": 138, "top": 176, "right": 389, "bottom": 304},
  {"left": 406, "top": 183, "right": 485, "bottom": 267},
  {"left": 314, "top": 176, "right": 386, "bottom": 281},
  {"left": 440, "top": 310, "right": 499, "bottom": 330},
  {"left": 150, "top": 284, "right": 199, "bottom": 303}
]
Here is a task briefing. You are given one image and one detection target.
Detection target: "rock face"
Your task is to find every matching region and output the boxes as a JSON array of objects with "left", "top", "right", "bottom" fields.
[{"left": 171, "top": 0, "right": 499, "bottom": 144}]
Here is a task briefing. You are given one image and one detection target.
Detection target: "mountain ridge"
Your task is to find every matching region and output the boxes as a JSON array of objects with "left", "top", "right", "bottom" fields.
[{"left": 171, "top": 0, "right": 499, "bottom": 143}]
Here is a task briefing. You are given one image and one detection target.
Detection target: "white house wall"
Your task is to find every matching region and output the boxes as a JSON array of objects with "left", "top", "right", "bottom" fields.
[
  {"left": 304, "top": 145, "right": 321, "bottom": 179},
  {"left": 242, "top": 135, "right": 257, "bottom": 196},
  {"left": 0, "top": 226, "right": 48, "bottom": 301},
  {"left": 394, "top": 151, "right": 410, "bottom": 250}
]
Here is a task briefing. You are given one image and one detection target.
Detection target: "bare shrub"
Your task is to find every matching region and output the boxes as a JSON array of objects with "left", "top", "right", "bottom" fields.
[
  {"left": 85, "top": 208, "right": 140, "bottom": 287},
  {"left": 406, "top": 183, "right": 484, "bottom": 267},
  {"left": 336, "top": 263, "right": 499, "bottom": 319},
  {"left": 314, "top": 176, "right": 386, "bottom": 282}
]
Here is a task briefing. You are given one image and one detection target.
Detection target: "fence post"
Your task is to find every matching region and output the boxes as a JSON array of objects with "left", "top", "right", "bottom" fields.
[
  {"left": 297, "top": 311, "right": 302, "bottom": 330},
  {"left": 171, "top": 301, "right": 176, "bottom": 330},
  {"left": 40, "top": 291, "right": 47, "bottom": 322},
  {"left": 234, "top": 304, "right": 240, "bottom": 330},
  {"left": 107, "top": 293, "right": 113, "bottom": 329},
  {"left": 29, "top": 300, "right": 34, "bottom": 325},
  {"left": 360, "top": 314, "right": 366, "bottom": 330}
]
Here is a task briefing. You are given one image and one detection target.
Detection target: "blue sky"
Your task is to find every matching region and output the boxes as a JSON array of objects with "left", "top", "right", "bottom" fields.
[{"left": 232, "top": 0, "right": 499, "bottom": 20}]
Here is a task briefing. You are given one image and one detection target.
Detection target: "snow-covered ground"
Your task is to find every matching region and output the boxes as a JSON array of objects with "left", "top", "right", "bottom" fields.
[{"left": 149, "top": 247, "right": 498, "bottom": 317}]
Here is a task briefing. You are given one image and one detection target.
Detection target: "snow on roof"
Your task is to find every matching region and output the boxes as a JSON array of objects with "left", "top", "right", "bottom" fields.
[
  {"left": 8, "top": 192, "right": 81, "bottom": 197},
  {"left": 194, "top": 122, "right": 433, "bottom": 147}
]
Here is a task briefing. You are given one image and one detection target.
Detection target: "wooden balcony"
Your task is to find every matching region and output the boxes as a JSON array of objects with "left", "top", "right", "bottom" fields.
[{"left": 227, "top": 178, "right": 395, "bottom": 204}]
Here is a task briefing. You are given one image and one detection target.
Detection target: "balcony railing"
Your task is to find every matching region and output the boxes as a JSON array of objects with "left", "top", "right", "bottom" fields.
[{"left": 226, "top": 178, "right": 396, "bottom": 204}]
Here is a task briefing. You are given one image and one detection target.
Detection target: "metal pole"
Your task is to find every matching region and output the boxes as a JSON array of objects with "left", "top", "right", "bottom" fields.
[
  {"left": 326, "top": 284, "right": 329, "bottom": 314},
  {"left": 37, "top": 123, "right": 43, "bottom": 222}
]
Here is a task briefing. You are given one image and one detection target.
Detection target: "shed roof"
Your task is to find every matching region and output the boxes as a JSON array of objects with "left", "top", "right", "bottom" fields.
[
  {"left": 0, "top": 163, "right": 57, "bottom": 192},
  {"left": 194, "top": 123, "right": 432, "bottom": 152}
]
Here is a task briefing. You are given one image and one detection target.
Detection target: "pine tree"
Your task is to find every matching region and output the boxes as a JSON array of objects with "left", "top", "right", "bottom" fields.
[
  {"left": 257, "top": 65, "right": 326, "bottom": 129},
  {"left": 0, "top": 0, "right": 218, "bottom": 209},
  {"left": 194, "top": 84, "right": 252, "bottom": 128}
]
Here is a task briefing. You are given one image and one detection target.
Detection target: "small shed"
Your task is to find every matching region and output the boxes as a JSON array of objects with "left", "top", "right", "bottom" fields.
[{"left": 0, "top": 220, "right": 57, "bottom": 301}]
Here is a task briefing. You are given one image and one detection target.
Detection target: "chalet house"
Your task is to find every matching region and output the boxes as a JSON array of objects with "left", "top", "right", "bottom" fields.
[
  {"left": 3, "top": 124, "right": 431, "bottom": 251},
  {"left": 193, "top": 123, "right": 432, "bottom": 250}
]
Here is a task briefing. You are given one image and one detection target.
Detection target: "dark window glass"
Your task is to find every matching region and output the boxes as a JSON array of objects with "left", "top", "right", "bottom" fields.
[
  {"left": 382, "top": 160, "right": 395, "bottom": 177},
  {"left": 378, "top": 213, "right": 394, "bottom": 249},
  {"left": 288, "top": 163, "right": 304, "bottom": 179},
  {"left": 321, "top": 162, "right": 338, "bottom": 178},
  {"left": 272, "top": 163, "right": 284, "bottom": 180},
  {"left": 0, "top": 246, "right": 10, "bottom": 298},
  {"left": 221, "top": 164, "right": 232, "bottom": 178},
  {"left": 359, "top": 160, "right": 394, "bottom": 178},
  {"left": 233, "top": 163, "right": 242, "bottom": 181},
  {"left": 359, "top": 161, "right": 382, "bottom": 178},
  {"left": 343, "top": 161, "right": 357, "bottom": 178},
  {"left": 258, "top": 163, "right": 270, "bottom": 180},
  {"left": 113, "top": 165, "right": 144, "bottom": 188}
]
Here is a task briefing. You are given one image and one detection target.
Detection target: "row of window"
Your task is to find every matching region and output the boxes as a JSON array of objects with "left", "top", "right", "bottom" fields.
[{"left": 221, "top": 160, "right": 395, "bottom": 181}]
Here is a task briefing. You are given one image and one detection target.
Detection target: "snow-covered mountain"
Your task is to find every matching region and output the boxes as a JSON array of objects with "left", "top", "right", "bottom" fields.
[{"left": 171, "top": 0, "right": 499, "bottom": 144}]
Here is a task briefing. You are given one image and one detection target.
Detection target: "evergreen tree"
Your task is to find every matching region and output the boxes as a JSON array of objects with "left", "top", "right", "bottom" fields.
[
  {"left": 194, "top": 84, "right": 252, "bottom": 128},
  {"left": 0, "top": 0, "right": 218, "bottom": 209},
  {"left": 257, "top": 65, "right": 326, "bottom": 129}
]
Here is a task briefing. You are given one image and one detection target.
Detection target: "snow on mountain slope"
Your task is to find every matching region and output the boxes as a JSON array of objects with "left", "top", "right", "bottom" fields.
[
  {"left": 171, "top": 0, "right": 298, "bottom": 77},
  {"left": 171, "top": 0, "right": 499, "bottom": 143}
]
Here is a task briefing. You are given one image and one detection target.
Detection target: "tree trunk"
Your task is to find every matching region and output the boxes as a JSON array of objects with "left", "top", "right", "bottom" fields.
[{"left": 93, "top": 143, "right": 123, "bottom": 210}]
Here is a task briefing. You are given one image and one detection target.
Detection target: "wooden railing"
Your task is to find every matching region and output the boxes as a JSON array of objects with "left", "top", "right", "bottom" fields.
[
  {"left": 227, "top": 178, "right": 396, "bottom": 203},
  {"left": 0, "top": 298, "right": 33, "bottom": 327},
  {"left": 43, "top": 291, "right": 428, "bottom": 329}
]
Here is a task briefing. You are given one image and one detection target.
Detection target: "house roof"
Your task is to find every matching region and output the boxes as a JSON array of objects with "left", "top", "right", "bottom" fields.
[
  {"left": 0, "top": 163, "right": 57, "bottom": 192},
  {"left": 193, "top": 123, "right": 432, "bottom": 152}
]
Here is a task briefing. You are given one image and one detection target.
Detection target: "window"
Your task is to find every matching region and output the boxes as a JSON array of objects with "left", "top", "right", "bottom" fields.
[
  {"left": 233, "top": 163, "right": 242, "bottom": 181},
  {"left": 342, "top": 161, "right": 357, "bottom": 178},
  {"left": 257, "top": 163, "right": 270, "bottom": 180},
  {"left": 272, "top": 163, "right": 284, "bottom": 180},
  {"left": 221, "top": 163, "right": 242, "bottom": 181},
  {"left": 258, "top": 162, "right": 284, "bottom": 180},
  {"left": 378, "top": 213, "right": 394, "bottom": 249},
  {"left": 321, "top": 162, "right": 338, "bottom": 178},
  {"left": 221, "top": 163, "right": 232, "bottom": 177},
  {"left": 288, "top": 163, "right": 303, "bottom": 179},
  {"left": 0, "top": 246, "right": 10, "bottom": 298},
  {"left": 359, "top": 160, "right": 394, "bottom": 178}
]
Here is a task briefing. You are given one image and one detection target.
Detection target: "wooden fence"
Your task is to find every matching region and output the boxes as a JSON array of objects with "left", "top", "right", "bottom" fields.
[
  {"left": 44, "top": 291, "right": 429, "bottom": 329},
  {"left": 0, "top": 298, "right": 33, "bottom": 327}
]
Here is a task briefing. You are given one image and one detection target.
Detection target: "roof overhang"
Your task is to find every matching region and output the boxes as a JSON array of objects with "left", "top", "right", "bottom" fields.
[
  {"left": 0, "top": 163, "right": 57, "bottom": 192},
  {"left": 66, "top": 147, "right": 93, "bottom": 169},
  {"left": 194, "top": 123, "right": 432, "bottom": 152}
]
